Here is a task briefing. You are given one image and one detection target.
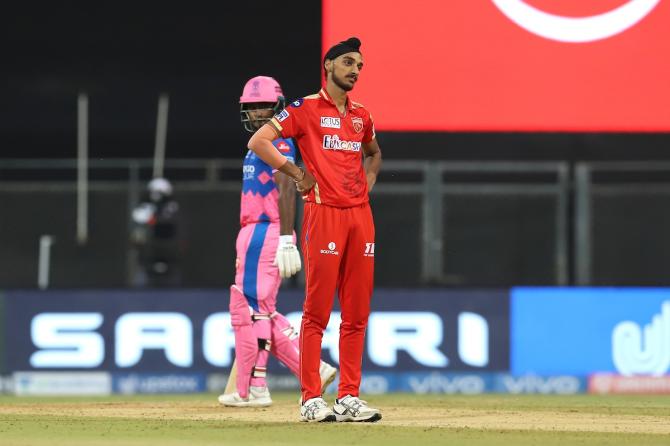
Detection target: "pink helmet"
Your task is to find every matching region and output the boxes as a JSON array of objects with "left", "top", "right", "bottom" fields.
[
  {"left": 240, "top": 76, "right": 284, "bottom": 103},
  {"left": 239, "top": 76, "right": 286, "bottom": 133}
]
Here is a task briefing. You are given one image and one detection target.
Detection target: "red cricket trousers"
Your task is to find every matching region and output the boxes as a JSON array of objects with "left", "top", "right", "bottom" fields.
[{"left": 299, "top": 202, "right": 375, "bottom": 402}]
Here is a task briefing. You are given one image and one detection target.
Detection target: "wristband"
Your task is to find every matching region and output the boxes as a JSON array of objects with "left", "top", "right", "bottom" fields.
[{"left": 279, "top": 235, "right": 294, "bottom": 245}]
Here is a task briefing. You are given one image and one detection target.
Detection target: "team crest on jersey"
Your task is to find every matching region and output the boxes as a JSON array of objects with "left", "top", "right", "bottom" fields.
[
  {"left": 352, "top": 117, "right": 364, "bottom": 133},
  {"left": 290, "top": 98, "right": 304, "bottom": 108},
  {"left": 276, "top": 140, "right": 291, "bottom": 153}
]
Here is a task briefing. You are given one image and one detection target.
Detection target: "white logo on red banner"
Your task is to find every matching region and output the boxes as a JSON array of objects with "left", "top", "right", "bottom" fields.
[{"left": 490, "top": 0, "right": 661, "bottom": 43}]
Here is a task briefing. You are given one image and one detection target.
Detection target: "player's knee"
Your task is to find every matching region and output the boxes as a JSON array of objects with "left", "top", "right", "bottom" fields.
[
  {"left": 302, "top": 310, "right": 330, "bottom": 331},
  {"left": 340, "top": 318, "right": 368, "bottom": 332},
  {"left": 271, "top": 313, "right": 298, "bottom": 341},
  {"left": 252, "top": 318, "right": 272, "bottom": 358},
  {"left": 252, "top": 317, "right": 272, "bottom": 338},
  {"left": 257, "top": 337, "right": 272, "bottom": 353}
]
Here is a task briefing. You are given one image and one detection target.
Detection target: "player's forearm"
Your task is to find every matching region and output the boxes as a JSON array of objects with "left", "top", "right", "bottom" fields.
[
  {"left": 248, "top": 125, "right": 304, "bottom": 181},
  {"left": 276, "top": 159, "right": 306, "bottom": 182},
  {"left": 276, "top": 174, "right": 296, "bottom": 236},
  {"left": 364, "top": 149, "right": 381, "bottom": 189},
  {"left": 248, "top": 124, "right": 288, "bottom": 170},
  {"left": 364, "top": 149, "right": 382, "bottom": 177}
]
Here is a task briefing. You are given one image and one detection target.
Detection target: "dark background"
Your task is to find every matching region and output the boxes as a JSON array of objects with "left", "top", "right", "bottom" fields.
[
  {"left": 1, "top": 2, "right": 669, "bottom": 289},
  {"left": 2, "top": 2, "right": 669, "bottom": 162},
  {"left": 1, "top": 2, "right": 321, "bottom": 159}
]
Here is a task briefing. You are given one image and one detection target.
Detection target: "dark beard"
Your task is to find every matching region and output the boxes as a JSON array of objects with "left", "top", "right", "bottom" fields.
[{"left": 332, "top": 72, "right": 354, "bottom": 92}]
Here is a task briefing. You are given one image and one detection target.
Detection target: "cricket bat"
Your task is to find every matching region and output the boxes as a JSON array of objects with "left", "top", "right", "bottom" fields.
[{"left": 224, "top": 359, "right": 238, "bottom": 394}]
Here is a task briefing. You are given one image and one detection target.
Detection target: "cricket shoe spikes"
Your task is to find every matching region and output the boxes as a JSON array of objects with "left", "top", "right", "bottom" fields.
[
  {"left": 333, "top": 395, "right": 382, "bottom": 422},
  {"left": 300, "top": 397, "right": 336, "bottom": 422}
]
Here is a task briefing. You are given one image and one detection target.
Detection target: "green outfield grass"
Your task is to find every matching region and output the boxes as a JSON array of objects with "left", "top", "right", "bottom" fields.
[{"left": 1, "top": 393, "right": 670, "bottom": 445}]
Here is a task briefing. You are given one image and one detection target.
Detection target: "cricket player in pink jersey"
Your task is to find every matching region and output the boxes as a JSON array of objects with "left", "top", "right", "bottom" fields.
[{"left": 218, "top": 76, "right": 337, "bottom": 407}]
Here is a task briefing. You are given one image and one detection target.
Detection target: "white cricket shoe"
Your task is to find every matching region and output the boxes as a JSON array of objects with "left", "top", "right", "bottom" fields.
[
  {"left": 218, "top": 392, "right": 248, "bottom": 407},
  {"left": 320, "top": 362, "right": 338, "bottom": 393},
  {"left": 300, "top": 397, "right": 336, "bottom": 422},
  {"left": 332, "top": 395, "right": 382, "bottom": 422},
  {"left": 218, "top": 386, "right": 273, "bottom": 408}
]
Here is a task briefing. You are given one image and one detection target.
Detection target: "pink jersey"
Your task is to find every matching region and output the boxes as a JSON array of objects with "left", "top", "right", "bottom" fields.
[{"left": 240, "top": 138, "right": 297, "bottom": 227}]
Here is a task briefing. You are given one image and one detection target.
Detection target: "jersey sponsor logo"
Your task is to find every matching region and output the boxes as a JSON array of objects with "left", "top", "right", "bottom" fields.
[
  {"left": 242, "top": 164, "right": 255, "bottom": 180},
  {"left": 276, "top": 141, "right": 291, "bottom": 152},
  {"left": 275, "top": 109, "right": 289, "bottom": 122},
  {"left": 320, "top": 241, "right": 339, "bottom": 256},
  {"left": 352, "top": 117, "right": 364, "bottom": 133},
  {"left": 290, "top": 98, "right": 304, "bottom": 108},
  {"left": 322, "top": 134, "right": 362, "bottom": 152},
  {"left": 364, "top": 242, "right": 375, "bottom": 257},
  {"left": 320, "top": 117, "right": 341, "bottom": 129}
]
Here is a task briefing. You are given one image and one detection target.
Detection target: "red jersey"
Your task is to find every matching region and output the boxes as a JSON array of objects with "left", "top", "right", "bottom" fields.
[{"left": 269, "top": 88, "right": 376, "bottom": 208}]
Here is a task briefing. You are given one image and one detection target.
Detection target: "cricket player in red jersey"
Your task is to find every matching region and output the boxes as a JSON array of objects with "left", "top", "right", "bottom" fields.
[{"left": 247, "top": 37, "right": 382, "bottom": 422}]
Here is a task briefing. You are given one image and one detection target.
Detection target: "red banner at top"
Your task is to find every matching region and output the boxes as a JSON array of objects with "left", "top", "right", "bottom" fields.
[{"left": 323, "top": 0, "right": 670, "bottom": 132}]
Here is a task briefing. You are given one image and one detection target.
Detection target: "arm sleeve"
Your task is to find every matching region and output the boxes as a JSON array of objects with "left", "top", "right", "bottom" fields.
[{"left": 363, "top": 111, "right": 376, "bottom": 143}]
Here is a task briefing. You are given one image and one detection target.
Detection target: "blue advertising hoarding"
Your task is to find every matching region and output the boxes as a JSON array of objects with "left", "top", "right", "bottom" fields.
[{"left": 511, "top": 287, "right": 670, "bottom": 376}]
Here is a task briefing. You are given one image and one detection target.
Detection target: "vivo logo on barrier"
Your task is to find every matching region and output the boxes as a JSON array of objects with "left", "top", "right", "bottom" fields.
[
  {"left": 612, "top": 300, "right": 670, "bottom": 376},
  {"left": 500, "top": 375, "right": 582, "bottom": 395},
  {"left": 28, "top": 310, "right": 491, "bottom": 369},
  {"left": 408, "top": 373, "right": 485, "bottom": 394}
]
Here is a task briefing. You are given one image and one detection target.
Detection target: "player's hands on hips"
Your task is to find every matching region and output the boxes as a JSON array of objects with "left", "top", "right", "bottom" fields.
[
  {"left": 274, "top": 235, "right": 302, "bottom": 278},
  {"left": 295, "top": 169, "right": 316, "bottom": 193}
]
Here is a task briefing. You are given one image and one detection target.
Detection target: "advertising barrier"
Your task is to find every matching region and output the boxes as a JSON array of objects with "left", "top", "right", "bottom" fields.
[
  {"left": 588, "top": 374, "right": 670, "bottom": 395},
  {"left": 511, "top": 287, "right": 670, "bottom": 376},
  {"left": 12, "top": 371, "right": 111, "bottom": 396},
  {"left": 112, "top": 373, "right": 207, "bottom": 394},
  {"left": 2, "top": 289, "right": 509, "bottom": 375},
  {"left": 6, "top": 287, "right": 665, "bottom": 395}
]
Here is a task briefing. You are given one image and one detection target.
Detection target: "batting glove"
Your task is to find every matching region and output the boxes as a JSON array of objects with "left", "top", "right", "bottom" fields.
[{"left": 274, "top": 235, "right": 302, "bottom": 278}]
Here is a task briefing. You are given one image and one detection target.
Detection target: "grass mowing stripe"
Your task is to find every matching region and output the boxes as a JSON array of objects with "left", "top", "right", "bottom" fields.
[
  {"left": 1, "top": 414, "right": 670, "bottom": 446},
  {"left": 2, "top": 393, "right": 670, "bottom": 445}
]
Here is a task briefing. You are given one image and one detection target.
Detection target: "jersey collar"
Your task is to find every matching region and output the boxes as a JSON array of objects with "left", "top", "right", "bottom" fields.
[{"left": 319, "top": 88, "right": 354, "bottom": 111}]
